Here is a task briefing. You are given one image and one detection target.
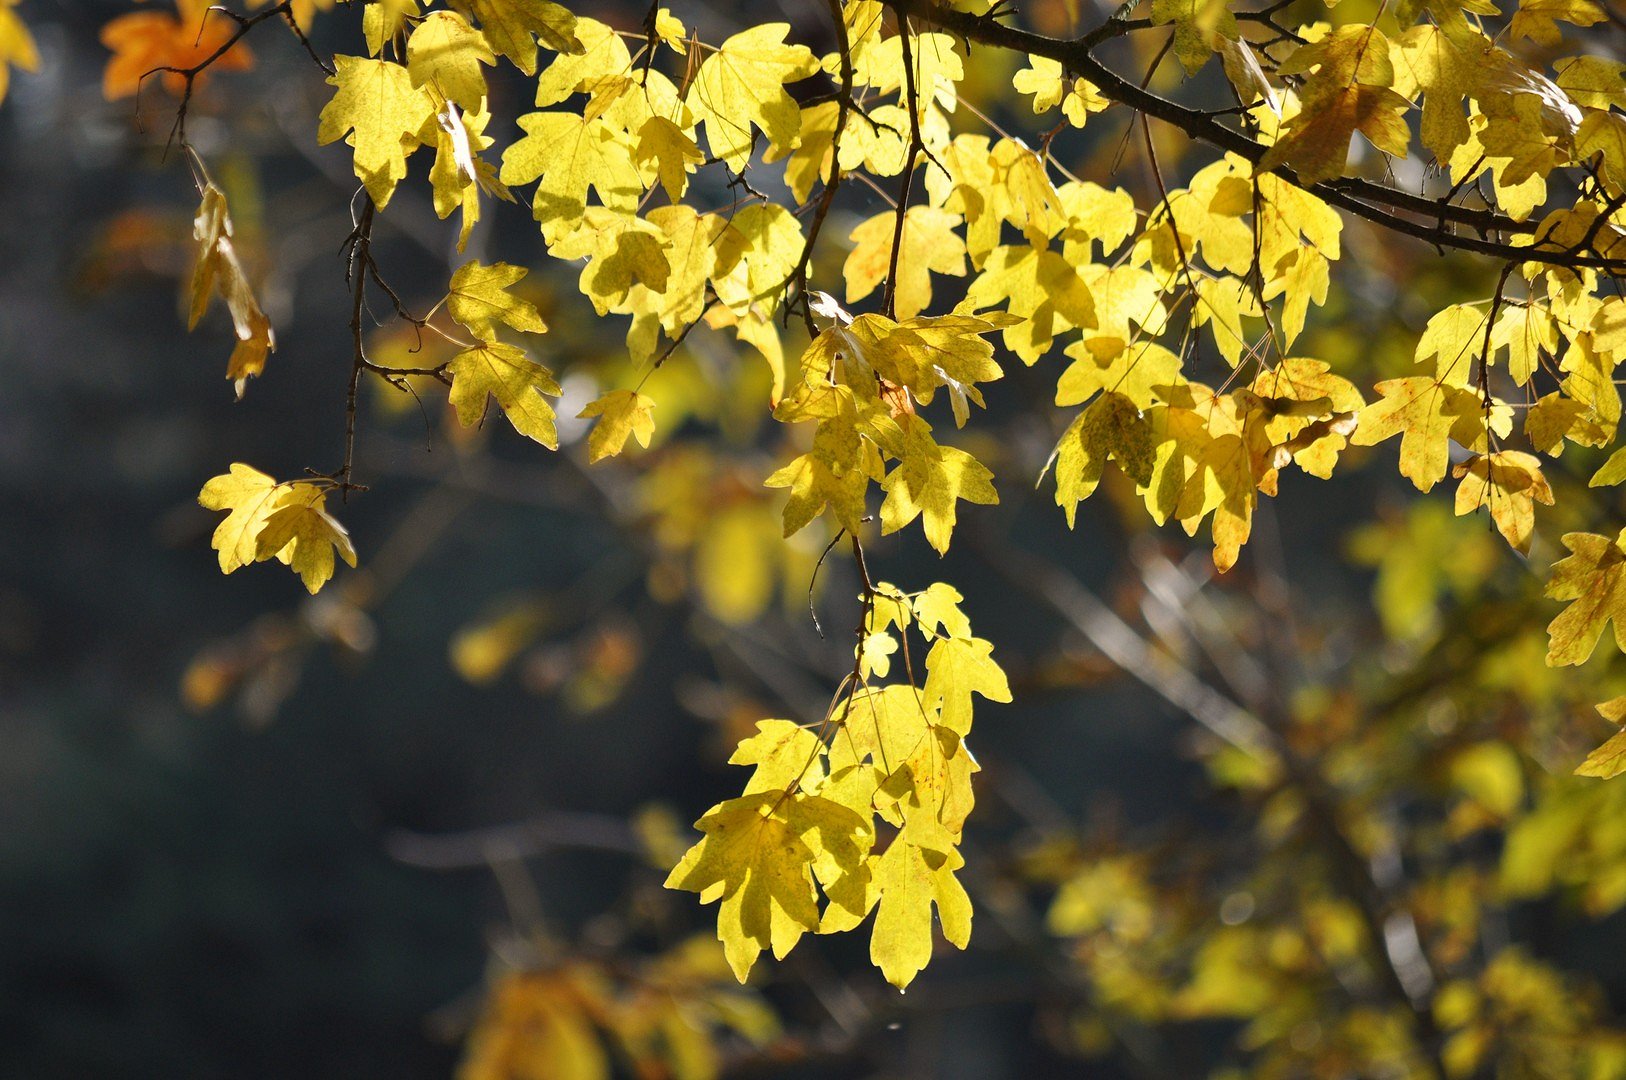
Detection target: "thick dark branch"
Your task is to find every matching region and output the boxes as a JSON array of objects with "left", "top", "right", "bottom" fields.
[{"left": 892, "top": 0, "right": 1626, "bottom": 274}]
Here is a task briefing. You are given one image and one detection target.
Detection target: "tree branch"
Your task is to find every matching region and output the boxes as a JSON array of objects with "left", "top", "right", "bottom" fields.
[{"left": 891, "top": 0, "right": 1626, "bottom": 274}]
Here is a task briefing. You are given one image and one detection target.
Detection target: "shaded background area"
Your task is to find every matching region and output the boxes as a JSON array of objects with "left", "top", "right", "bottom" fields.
[{"left": 4, "top": 2, "right": 1624, "bottom": 1077}]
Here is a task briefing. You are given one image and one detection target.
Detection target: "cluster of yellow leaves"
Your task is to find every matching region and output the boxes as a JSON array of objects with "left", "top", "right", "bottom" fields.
[
  {"left": 460, "top": 938, "right": 778, "bottom": 1080},
  {"left": 198, "top": 464, "right": 357, "bottom": 593},
  {"left": 442, "top": 259, "right": 561, "bottom": 446},
  {"left": 667, "top": 582, "right": 1009, "bottom": 988},
  {"left": 100, "top": 0, "right": 254, "bottom": 100},
  {"left": 124, "top": 0, "right": 1626, "bottom": 827},
  {"left": 190, "top": 184, "right": 274, "bottom": 397},
  {"left": 1052, "top": 357, "right": 1364, "bottom": 571},
  {"left": 769, "top": 298, "right": 1007, "bottom": 555}
]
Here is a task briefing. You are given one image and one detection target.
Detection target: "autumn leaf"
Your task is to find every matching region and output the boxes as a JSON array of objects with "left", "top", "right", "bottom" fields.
[
  {"left": 447, "top": 260, "right": 548, "bottom": 337},
  {"left": 362, "top": 0, "right": 419, "bottom": 56},
  {"left": 198, "top": 463, "right": 291, "bottom": 575},
  {"left": 500, "top": 110, "right": 643, "bottom": 242},
  {"left": 405, "top": 10, "right": 493, "bottom": 112},
  {"left": 843, "top": 207, "right": 967, "bottom": 321},
  {"left": 447, "top": 340, "right": 561, "bottom": 447},
  {"left": 635, "top": 115, "right": 704, "bottom": 203},
  {"left": 101, "top": 0, "right": 253, "bottom": 101},
  {"left": 1011, "top": 55, "right": 1108, "bottom": 127},
  {"left": 1507, "top": 0, "right": 1605, "bottom": 45},
  {"left": 1545, "top": 530, "right": 1626, "bottom": 666},
  {"left": 254, "top": 487, "right": 360, "bottom": 594},
  {"left": 852, "top": 829, "right": 973, "bottom": 990},
  {"left": 685, "top": 23, "right": 817, "bottom": 172},
  {"left": 578, "top": 389, "right": 656, "bottom": 462},
  {"left": 1151, "top": 0, "right": 1236, "bottom": 75},
  {"left": 1453, "top": 451, "right": 1553, "bottom": 555},
  {"left": 878, "top": 421, "right": 998, "bottom": 556},
  {"left": 0, "top": 0, "right": 38, "bottom": 105},
  {"left": 198, "top": 465, "right": 356, "bottom": 593},
  {"left": 1350, "top": 377, "right": 1503, "bottom": 493},
  {"left": 190, "top": 184, "right": 274, "bottom": 397},
  {"left": 764, "top": 424, "right": 875, "bottom": 538},
  {"left": 1052, "top": 392, "right": 1155, "bottom": 526},
  {"left": 447, "top": 0, "right": 580, "bottom": 75},
  {"left": 665, "top": 791, "right": 869, "bottom": 982},
  {"left": 1574, "top": 697, "right": 1626, "bottom": 779},
  {"left": 924, "top": 634, "right": 1011, "bottom": 736},
  {"left": 316, "top": 56, "right": 435, "bottom": 208}
]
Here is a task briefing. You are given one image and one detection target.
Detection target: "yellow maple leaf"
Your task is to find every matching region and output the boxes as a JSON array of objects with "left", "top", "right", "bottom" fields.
[
  {"left": 1150, "top": 0, "right": 1236, "bottom": 75},
  {"left": 1350, "top": 377, "right": 1505, "bottom": 492},
  {"left": 834, "top": 684, "right": 977, "bottom": 843},
  {"left": 1507, "top": 0, "right": 1605, "bottom": 44},
  {"left": 842, "top": 828, "right": 973, "bottom": 990},
  {"left": 551, "top": 209, "right": 672, "bottom": 317},
  {"left": 446, "top": 260, "right": 547, "bottom": 337},
  {"left": 198, "top": 463, "right": 290, "bottom": 575},
  {"left": 1052, "top": 391, "right": 1155, "bottom": 526},
  {"left": 1545, "top": 530, "right": 1626, "bottom": 666},
  {"left": 1012, "top": 54, "right": 1109, "bottom": 127},
  {"left": 924, "top": 634, "right": 1010, "bottom": 736},
  {"left": 1575, "top": 697, "right": 1626, "bottom": 779},
  {"left": 254, "top": 488, "right": 360, "bottom": 594},
  {"left": 1056, "top": 341, "right": 1184, "bottom": 412},
  {"left": 843, "top": 207, "right": 967, "bottom": 321},
  {"left": 766, "top": 413, "right": 878, "bottom": 537},
  {"left": 878, "top": 419, "right": 998, "bottom": 555},
  {"left": 686, "top": 23, "right": 817, "bottom": 172},
  {"left": 198, "top": 465, "right": 356, "bottom": 593},
  {"left": 1249, "top": 358, "right": 1364, "bottom": 478},
  {"left": 964, "top": 245, "right": 1097, "bottom": 364},
  {"left": 532, "top": 15, "right": 626, "bottom": 104},
  {"left": 1555, "top": 55, "right": 1626, "bottom": 111},
  {"left": 405, "top": 10, "right": 492, "bottom": 111},
  {"left": 361, "top": 0, "right": 419, "bottom": 56},
  {"left": 711, "top": 203, "right": 804, "bottom": 315},
  {"left": 447, "top": 0, "right": 580, "bottom": 76},
  {"left": 578, "top": 389, "right": 656, "bottom": 462},
  {"left": 447, "top": 340, "right": 561, "bottom": 447},
  {"left": 1261, "top": 83, "right": 1412, "bottom": 185},
  {"left": 729, "top": 719, "right": 826, "bottom": 796},
  {"left": 665, "top": 791, "right": 869, "bottom": 982},
  {"left": 635, "top": 114, "right": 704, "bottom": 202},
  {"left": 1453, "top": 451, "right": 1553, "bottom": 554},
  {"left": 500, "top": 110, "right": 642, "bottom": 243},
  {"left": 316, "top": 56, "right": 435, "bottom": 208}
]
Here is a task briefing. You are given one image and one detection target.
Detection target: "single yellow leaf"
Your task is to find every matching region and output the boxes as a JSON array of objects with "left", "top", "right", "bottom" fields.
[
  {"left": 316, "top": 55, "right": 435, "bottom": 208},
  {"left": 447, "top": 260, "right": 547, "bottom": 336},
  {"left": 447, "top": 340, "right": 561, "bottom": 447},
  {"left": 578, "top": 389, "right": 656, "bottom": 462}
]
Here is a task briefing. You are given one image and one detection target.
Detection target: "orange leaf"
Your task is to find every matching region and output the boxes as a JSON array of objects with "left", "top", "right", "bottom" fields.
[{"left": 100, "top": 0, "right": 254, "bottom": 102}]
